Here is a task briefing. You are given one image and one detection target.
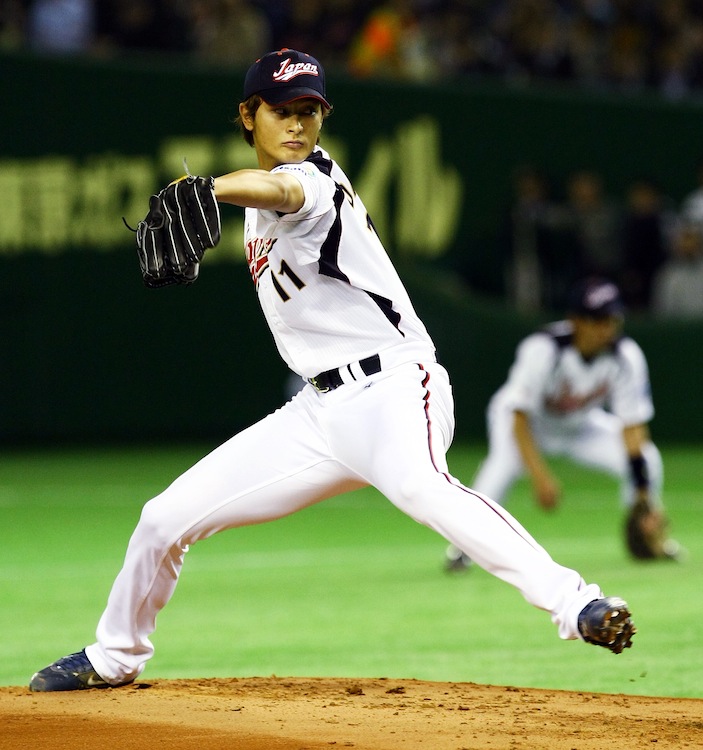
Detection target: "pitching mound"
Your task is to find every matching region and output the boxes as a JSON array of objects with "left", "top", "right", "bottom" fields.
[{"left": 2, "top": 676, "right": 701, "bottom": 749}]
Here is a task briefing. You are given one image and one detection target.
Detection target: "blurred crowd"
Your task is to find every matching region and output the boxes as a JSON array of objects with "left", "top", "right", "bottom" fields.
[
  {"left": 5, "top": 0, "right": 703, "bottom": 99},
  {"left": 505, "top": 162, "right": 703, "bottom": 319}
]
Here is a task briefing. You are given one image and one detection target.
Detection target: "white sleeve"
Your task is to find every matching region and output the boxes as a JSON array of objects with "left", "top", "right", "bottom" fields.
[
  {"left": 610, "top": 338, "right": 655, "bottom": 425},
  {"left": 271, "top": 162, "right": 321, "bottom": 217},
  {"left": 268, "top": 161, "right": 336, "bottom": 264},
  {"left": 501, "top": 333, "right": 557, "bottom": 415}
]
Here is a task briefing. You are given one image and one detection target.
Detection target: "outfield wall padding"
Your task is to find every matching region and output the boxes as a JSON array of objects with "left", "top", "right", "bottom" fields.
[{"left": 0, "top": 52, "right": 700, "bottom": 444}]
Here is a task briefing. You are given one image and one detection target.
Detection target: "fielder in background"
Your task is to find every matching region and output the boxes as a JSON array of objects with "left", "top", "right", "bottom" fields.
[
  {"left": 446, "top": 277, "right": 681, "bottom": 572},
  {"left": 31, "top": 50, "right": 636, "bottom": 693}
]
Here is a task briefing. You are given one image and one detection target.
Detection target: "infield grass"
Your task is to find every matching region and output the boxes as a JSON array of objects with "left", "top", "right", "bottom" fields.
[{"left": 2, "top": 442, "right": 701, "bottom": 697}]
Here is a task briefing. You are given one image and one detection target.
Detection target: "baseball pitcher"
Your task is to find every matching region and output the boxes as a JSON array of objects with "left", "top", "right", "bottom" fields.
[{"left": 31, "top": 51, "right": 636, "bottom": 693}]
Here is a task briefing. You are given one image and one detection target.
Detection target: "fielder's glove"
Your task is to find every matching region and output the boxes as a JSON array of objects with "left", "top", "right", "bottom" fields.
[
  {"left": 624, "top": 493, "right": 678, "bottom": 560},
  {"left": 134, "top": 174, "right": 221, "bottom": 288}
]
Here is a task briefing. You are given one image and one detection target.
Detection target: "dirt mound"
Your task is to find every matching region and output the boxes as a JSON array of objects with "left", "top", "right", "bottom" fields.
[{"left": 2, "top": 676, "right": 702, "bottom": 749}]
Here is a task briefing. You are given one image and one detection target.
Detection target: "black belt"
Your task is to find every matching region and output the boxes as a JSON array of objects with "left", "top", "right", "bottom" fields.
[{"left": 309, "top": 354, "right": 382, "bottom": 393}]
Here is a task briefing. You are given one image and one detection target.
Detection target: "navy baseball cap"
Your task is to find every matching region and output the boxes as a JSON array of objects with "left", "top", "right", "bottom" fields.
[
  {"left": 242, "top": 49, "right": 331, "bottom": 109},
  {"left": 568, "top": 277, "right": 625, "bottom": 318}
]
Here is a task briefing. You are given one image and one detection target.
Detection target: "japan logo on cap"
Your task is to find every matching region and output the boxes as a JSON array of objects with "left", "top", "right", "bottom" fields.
[
  {"left": 569, "top": 277, "right": 625, "bottom": 317},
  {"left": 272, "top": 58, "right": 320, "bottom": 83},
  {"left": 242, "top": 49, "right": 331, "bottom": 108}
]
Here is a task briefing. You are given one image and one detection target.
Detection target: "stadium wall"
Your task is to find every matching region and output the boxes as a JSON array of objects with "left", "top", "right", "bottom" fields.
[{"left": 0, "top": 52, "right": 700, "bottom": 444}]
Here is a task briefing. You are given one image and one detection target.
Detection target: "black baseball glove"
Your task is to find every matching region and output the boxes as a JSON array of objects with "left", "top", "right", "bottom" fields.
[
  {"left": 134, "top": 175, "right": 221, "bottom": 288},
  {"left": 624, "top": 493, "right": 677, "bottom": 560}
]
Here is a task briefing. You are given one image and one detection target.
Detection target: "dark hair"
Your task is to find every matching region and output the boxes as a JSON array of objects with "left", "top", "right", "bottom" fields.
[
  {"left": 235, "top": 94, "right": 264, "bottom": 147},
  {"left": 235, "top": 95, "right": 332, "bottom": 147}
]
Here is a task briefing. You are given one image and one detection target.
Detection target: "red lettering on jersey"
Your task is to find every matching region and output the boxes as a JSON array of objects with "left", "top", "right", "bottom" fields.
[
  {"left": 245, "top": 237, "right": 277, "bottom": 287},
  {"left": 545, "top": 381, "right": 609, "bottom": 414}
]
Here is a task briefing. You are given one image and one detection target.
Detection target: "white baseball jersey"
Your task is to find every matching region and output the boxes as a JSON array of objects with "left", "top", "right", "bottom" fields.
[
  {"left": 497, "top": 320, "right": 654, "bottom": 430},
  {"left": 473, "top": 320, "right": 661, "bottom": 507},
  {"left": 244, "top": 146, "right": 436, "bottom": 377}
]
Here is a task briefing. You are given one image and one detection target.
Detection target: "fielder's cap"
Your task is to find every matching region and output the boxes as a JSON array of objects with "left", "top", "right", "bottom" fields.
[
  {"left": 242, "top": 49, "right": 331, "bottom": 109},
  {"left": 568, "top": 277, "right": 625, "bottom": 318}
]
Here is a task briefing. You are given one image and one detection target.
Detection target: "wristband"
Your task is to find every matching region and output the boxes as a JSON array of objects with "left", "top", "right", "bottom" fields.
[{"left": 629, "top": 455, "right": 649, "bottom": 490}]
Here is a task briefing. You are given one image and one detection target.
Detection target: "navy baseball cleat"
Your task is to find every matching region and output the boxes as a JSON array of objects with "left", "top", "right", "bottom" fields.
[
  {"left": 30, "top": 650, "right": 111, "bottom": 692},
  {"left": 578, "top": 597, "right": 636, "bottom": 654}
]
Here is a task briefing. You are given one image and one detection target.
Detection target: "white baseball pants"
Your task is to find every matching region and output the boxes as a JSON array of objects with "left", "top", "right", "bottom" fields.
[
  {"left": 473, "top": 393, "right": 663, "bottom": 507},
  {"left": 86, "top": 360, "right": 602, "bottom": 685}
]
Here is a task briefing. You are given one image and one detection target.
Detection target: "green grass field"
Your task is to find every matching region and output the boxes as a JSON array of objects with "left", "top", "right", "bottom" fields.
[{"left": 2, "top": 442, "right": 701, "bottom": 697}]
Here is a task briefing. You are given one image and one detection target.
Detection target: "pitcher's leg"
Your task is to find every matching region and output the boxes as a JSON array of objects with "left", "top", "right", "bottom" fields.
[
  {"left": 328, "top": 363, "right": 602, "bottom": 641},
  {"left": 87, "top": 391, "right": 363, "bottom": 684}
]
